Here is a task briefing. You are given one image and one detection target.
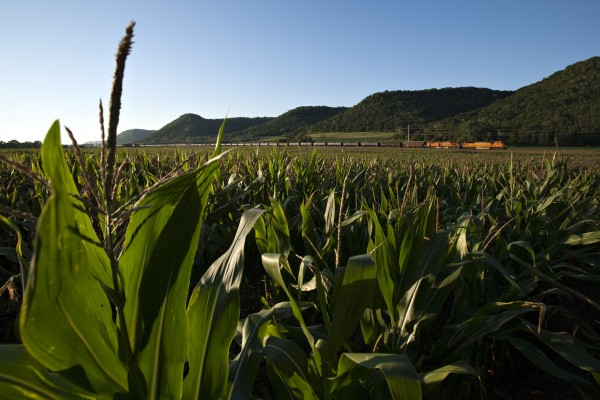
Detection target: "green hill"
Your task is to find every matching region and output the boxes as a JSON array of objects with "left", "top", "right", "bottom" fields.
[
  {"left": 117, "top": 129, "right": 156, "bottom": 144},
  {"left": 234, "top": 106, "right": 348, "bottom": 141},
  {"left": 307, "top": 87, "right": 513, "bottom": 134},
  {"left": 427, "top": 57, "right": 600, "bottom": 145},
  {"left": 127, "top": 57, "right": 600, "bottom": 146},
  {"left": 142, "top": 114, "right": 272, "bottom": 144}
]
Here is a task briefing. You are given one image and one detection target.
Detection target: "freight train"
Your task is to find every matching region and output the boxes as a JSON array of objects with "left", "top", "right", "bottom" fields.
[
  {"left": 133, "top": 140, "right": 507, "bottom": 149},
  {"left": 223, "top": 140, "right": 508, "bottom": 149}
]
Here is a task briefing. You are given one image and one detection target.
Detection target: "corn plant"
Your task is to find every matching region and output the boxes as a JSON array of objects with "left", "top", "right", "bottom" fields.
[{"left": 0, "top": 23, "right": 265, "bottom": 399}]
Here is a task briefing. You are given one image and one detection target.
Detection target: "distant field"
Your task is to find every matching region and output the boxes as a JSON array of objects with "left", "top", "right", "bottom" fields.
[{"left": 105, "top": 143, "right": 600, "bottom": 169}]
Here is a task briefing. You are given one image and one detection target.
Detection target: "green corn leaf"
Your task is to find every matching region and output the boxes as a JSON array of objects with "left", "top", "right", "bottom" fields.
[
  {"left": 40, "top": 120, "right": 112, "bottom": 288},
  {"left": 520, "top": 320, "right": 600, "bottom": 374},
  {"left": 305, "top": 255, "right": 333, "bottom": 334},
  {"left": 454, "top": 214, "right": 471, "bottom": 259},
  {"left": 396, "top": 264, "right": 464, "bottom": 348},
  {"left": 328, "top": 353, "right": 422, "bottom": 400},
  {"left": 508, "top": 244, "right": 600, "bottom": 311},
  {"left": 399, "top": 230, "right": 450, "bottom": 298},
  {"left": 395, "top": 232, "right": 452, "bottom": 333},
  {"left": 184, "top": 208, "right": 265, "bottom": 399},
  {"left": 0, "top": 345, "right": 97, "bottom": 400},
  {"left": 267, "top": 199, "right": 291, "bottom": 256},
  {"left": 211, "top": 118, "right": 226, "bottom": 158},
  {"left": 0, "top": 215, "right": 31, "bottom": 291},
  {"left": 254, "top": 214, "right": 269, "bottom": 254},
  {"left": 472, "top": 251, "right": 522, "bottom": 293},
  {"left": 324, "top": 189, "right": 336, "bottom": 236},
  {"left": 503, "top": 335, "right": 600, "bottom": 400},
  {"left": 119, "top": 153, "right": 223, "bottom": 399},
  {"left": 263, "top": 336, "right": 319, "bottom": 399},
  {"left": 446, "top": 301, "right": 542, "bottom": 351},
  {"left": 261, "top": 253, "right": 323, "bottom": 376},
  {"left": 366, "top": 208, "right": 397, "bottom": 326},
  {"left": 228, "top": 302, "right": 296, "bottom": 399},
  {"left": 340, "top": 210, "right": 366, "bottom": 227},
  {"left": 20, "top": 121, "right": 127, "bottom": 396},
  {"left": 326, "top": 254, "right": 377, "bottom": 365},
  {"left": 535, "top": 192, "right": 563, "bottom": 213},
  {"left": 420, "top": 361, "right": 479, "bottom": 395},
  {"left": 559, "top": 231, "right": 600, "bottom": 246},
  {"left": 300, "top": 200, "right": 319, "bottom": 258}
]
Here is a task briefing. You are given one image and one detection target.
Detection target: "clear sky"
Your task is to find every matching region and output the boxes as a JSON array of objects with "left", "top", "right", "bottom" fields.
[{"left": 1, "top": 1, "right": 599, "bottom": 143}]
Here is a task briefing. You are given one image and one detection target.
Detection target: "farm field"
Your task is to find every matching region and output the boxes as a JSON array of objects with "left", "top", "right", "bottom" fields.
[{"left": 1, "top": 138, "right": 599, "bottom": 399}]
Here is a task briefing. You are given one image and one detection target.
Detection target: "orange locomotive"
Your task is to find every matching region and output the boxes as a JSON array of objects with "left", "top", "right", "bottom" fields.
[{"left": 404, "top": 140, "right": 507, "bottom": 149}]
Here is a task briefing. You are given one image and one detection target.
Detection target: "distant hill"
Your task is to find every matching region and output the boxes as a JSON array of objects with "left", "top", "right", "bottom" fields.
[
  {"left": 426, "top": 57, "right": 600, "bottom": 145},
  {"left": 141, "top": 114, "right": 272, "bottom": 144},
  {"left": 234, "top": 106, "right": 348, "bottom": 141},
  {"left": 116, "top": 57, "right": 600, "bottom": 146},
  {"left": 307, "top": 87, "right": 513, "bottom": 134},
  {"left": 117, "top": 129, "right": 156, "bottom": 144},
  {"left": 82, "top": 129, "right": 155, "bottom": 146}
]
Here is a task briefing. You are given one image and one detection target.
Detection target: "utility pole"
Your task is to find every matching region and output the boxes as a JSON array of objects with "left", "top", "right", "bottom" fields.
[{"left": 407, "top": 125, "right": 410, "bottom": 143}]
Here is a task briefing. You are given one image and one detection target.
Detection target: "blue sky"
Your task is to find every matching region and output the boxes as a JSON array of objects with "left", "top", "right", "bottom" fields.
[{"left": 1, "top": 1, "right": 599, "bottom": 143}]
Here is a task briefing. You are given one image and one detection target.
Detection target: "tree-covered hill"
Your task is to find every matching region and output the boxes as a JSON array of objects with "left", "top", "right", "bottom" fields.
[
  {"left": 141, "top": 114, "right": 272, "bottom": 144},
  {"left": 116, "top": 129, "right": 156, "bottom": 144},
  {"left": 122, "top": 57, "right": 600, "bottom": 146},
  {"left": 427, "top": 57, "right": 600, "bottom": 145},
  {"left": 233, "top": 106, "right": 348, "bottom": 141},
  {"left": 307, "top": 87, "right": 513, "bottom": 134}
]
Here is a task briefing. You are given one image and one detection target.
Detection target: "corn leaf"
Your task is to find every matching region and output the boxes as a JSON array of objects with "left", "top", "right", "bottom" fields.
[
  {"left": 324, "top": 189, "right": 336, "bottom": 236},
  {"left": 366, "top": 208, "right": 397, "bottom": 326},
  {"left": 420, "top": 361, "right": 479, "bottom": 395},
  {"left": 184, "top": 208, "right": 265, "bottom": 399},
  {"left": 19, "top": 121, "right": 127, "bottom": 396},
  {"left": 0, "top": 345, "right": 97, "bottom": 400},
  {"left": 328, "top": 353, "right": 422, "bottom": 400},
  {"left": 326, "top": 254, "right": 377, "bottom": 364},
  {"left": 261, "top": 253, "right": 323, "bottom": 376},
  {"left": 520, "top": 320, "right": 600, "bottom": 374},
  {"left": 228, "top": 302, "right": 296, "bottom": 399},
  {"left": 446, "top": 302, "right": 542, "bottom": 351},
  {"left": 255, "top": 200, "right": 290, "bottom": 256},
  {"left": 0, "top": 215, "right": 31, "bottom": 290},
  {"left": 559, "top": 231, "right": 600, "bottom": 246},
  {"left": 300, "top": 201, "right": 319, "bottom": 258},
  {"left": 504, "top": 335, "right": 600, "bottom": 400},
  {"left": 263, "top": 336, "right": 320, "bottom": 399},
  {"left": 118, "top": 152, "right": 223, "bottom": 399}
]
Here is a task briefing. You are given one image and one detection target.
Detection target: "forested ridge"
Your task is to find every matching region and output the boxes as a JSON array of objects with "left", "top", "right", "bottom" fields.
[
  {"left": 235, "top": 106, "right": 348, "bottom": 140},
  {"left": 427, "top": 56, "right": 600, "bottom": 145},
  {"left": 307, "top": 87, "right": 512, "bottom": 134},
  {"left": 116, "top": 129, "right": 156, "bottom": 144},
  {"left": 141, "top": 113, "right": 272, "bottom": 144},
  {"left": 107, "top": 57, "right": 600, "bottom": 146}
]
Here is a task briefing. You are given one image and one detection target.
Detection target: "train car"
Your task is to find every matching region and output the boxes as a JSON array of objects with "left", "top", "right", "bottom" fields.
[
  {"left": 402, "top": 141, "right": 425, "bottom": 148},
  {"left": 462, "top": 140, "right": 507, "bottom": 150},
  {"left": 361, "top": 142, "right": 381, "bottom": 147},
  {"left": 425, "top": 141, "right": 461, "bottom": 149}
]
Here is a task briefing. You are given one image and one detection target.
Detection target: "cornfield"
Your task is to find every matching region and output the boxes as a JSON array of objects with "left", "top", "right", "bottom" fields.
[{"left": 0, "top": 22, "right": 599, "bottom": 399}]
